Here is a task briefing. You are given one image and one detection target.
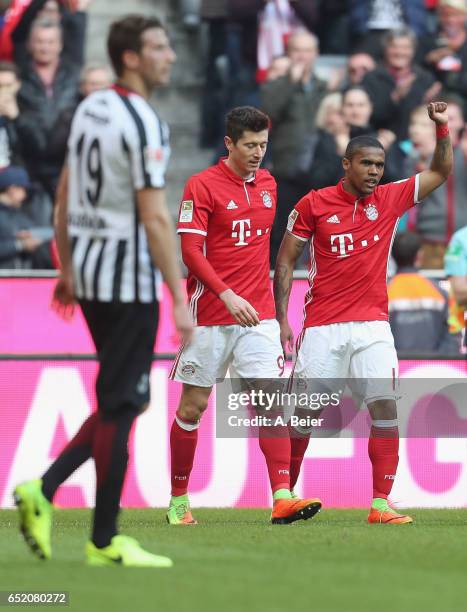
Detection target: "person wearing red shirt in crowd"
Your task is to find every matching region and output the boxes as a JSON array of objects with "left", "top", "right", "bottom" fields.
[
  {"left": 169, "top": 106, "right": 321, "bottom": 525},
  {"left": 274, "top": 102, "right": 453, "bottom": 525}
]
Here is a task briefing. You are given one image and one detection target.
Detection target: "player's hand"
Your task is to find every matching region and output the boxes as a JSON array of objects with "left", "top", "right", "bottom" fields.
[
  {"left": 425, "top": 47, "right": 451, "bottom": 65},
  {"left": 16, "top": 230, "right": 41, "bottom": 252},
  {"left": 172, "top": 300, "right": 194, "bottom": 345},
  {"left": 279, "top": 320, "right": 294, "bottom": 356},
  {"left": 427, "top": 101, "right": 448, "bottom": 124},
  {"left": 52, "top": 272, "right": 76, "bottom": 320},
  {"left": 219, "top": 289, "right": 260, "bottom": 327}
]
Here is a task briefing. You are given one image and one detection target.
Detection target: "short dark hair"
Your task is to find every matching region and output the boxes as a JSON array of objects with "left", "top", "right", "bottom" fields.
[
  {"left": 344, "top": 135, "right": 385, "bottom": 159},
  {"left": 392, "top": 231, "right": 421, "bottom": 268},
  {"left": 107, "top": 15, "right": 165, "bottom": 77},
  {"left": 0, "top": 61, "right": 19, "bottom": 78},
  {"left": 382, "top": 27, "right": 416, "bottom": 50},
  {"left": 225, "top": 106, "right": 270, "bottom": 143}
]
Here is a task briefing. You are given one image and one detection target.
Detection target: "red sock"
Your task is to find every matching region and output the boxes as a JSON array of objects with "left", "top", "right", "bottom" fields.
[
  {"left": 289, "top": 429, "right": 311, "bottom": 490},
  {"left": 170, "top": 414, "right": 199, "bottom": 496},
  {"left": 258, "top": 426, "right": 291, "bottom": 493},
  {"left": 368, "top": 425, "right": 399, "bottom": 499}
]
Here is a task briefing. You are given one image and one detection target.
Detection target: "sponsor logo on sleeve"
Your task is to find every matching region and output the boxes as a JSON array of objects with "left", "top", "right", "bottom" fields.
[
  {"left": 287, "top": 209, "right": 298, "bottom": 232},
  {"left": 179, "top": 200, "right": 194, "bottom": 223}
]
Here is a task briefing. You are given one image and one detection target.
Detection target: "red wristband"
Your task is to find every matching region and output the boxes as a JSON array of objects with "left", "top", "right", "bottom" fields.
[{"left": 436, "top": 124, "right": 450, "bottom": 139}]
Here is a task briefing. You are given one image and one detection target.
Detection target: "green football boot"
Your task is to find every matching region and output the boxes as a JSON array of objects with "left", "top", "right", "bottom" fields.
[
  {"left": 86, "top": 535, "right": 173, "bottom": 568},
  {"left": 13, "top": 479, "right": 52, "bottom": 560},
  {"left": 166, "top": 495, "right": 198, "bottom": 525}
]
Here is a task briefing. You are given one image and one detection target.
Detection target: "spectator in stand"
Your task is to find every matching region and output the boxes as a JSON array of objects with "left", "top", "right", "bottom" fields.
[
  {"left": 385, "top": 101, "right": 467, "bottom": 267},
  {"left": 327, "top": 52, "right": 377, "bottom": 92},
  {"left": 388, "top": 231, "right": 459, "bottom": 354},
  {"left": 347, "top": 52, "right": 377, "bottom": 84},
  {"left": 0, "top": 61, "right": 23, "bottom": 167},
  {"left": 199, "top": 0, "right": 228, "bottom": 148},
  {"left": 0, "top": 164, "right": 53, "bottom": 269},
  {"left": 417, "top": 0, "right": 467, "bottom": 106},
  {"left": 362, "top": 27, "right": 439, "bottom": 140},
  {"left": 350, "top": 0, "right": 428, "bottom": 59},
  {"left": 78, "top": 62, "right": 112, "bottom": 97},
  {"left": 445, "top": 224, "right": 467, "bottom": 346},
  {"left": 47, "top": 62, "right": 112, "bottom": 174},
  {"left": 16, "top": 19, "right": 81, "bottom": 199},
  {"left": 1, "top": 0, "right": 91, "bottom": 64},
  {"left": 261, "top": 29, "right": 326, "bottom": 265},
  {"left": 300, "top": 87, "right": 396, "bottom": 192}
]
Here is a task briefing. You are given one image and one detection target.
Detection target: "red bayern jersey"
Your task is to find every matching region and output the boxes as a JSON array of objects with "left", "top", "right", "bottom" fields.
[
  {"left": 177, "top": 158, "right": 277, "bottom": 325},
  {"left": 288, "top": 175, "right": 420, "bottom": 327}
]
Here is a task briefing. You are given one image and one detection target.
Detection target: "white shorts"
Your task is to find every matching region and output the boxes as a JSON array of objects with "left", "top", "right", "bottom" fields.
[
  {"left": 170, "top": 319, "right": 285, "bottom": 387},
  {"left": 292, "top": 321, "right": 399, "bottom": 405}
]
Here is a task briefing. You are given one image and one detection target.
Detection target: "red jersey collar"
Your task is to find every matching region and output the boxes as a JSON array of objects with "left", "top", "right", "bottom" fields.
[
  {"left": 218, "top": 157, "right": 257, "bottom": 184},
  {"left": 112, "top": 83, "right": 139, "bottom": 97},
  {"left": 337, "top": 179, "right": 362, "bottom": 204}
]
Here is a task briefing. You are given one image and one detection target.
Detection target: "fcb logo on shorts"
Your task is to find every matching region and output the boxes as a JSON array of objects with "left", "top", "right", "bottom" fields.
[
  {"left": 364, "top": 204, "right": 378, "bottom": 221},
  {"left": 182, "top": 363, "right": 196, "bottom": 377},
  {"left": 261, "top": 191, "right": 273, "bottom": 208}
]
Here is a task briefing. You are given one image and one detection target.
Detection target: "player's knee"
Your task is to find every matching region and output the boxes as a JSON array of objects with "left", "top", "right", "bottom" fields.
[
  {"left": 178, "top": 388, "right": 210, "bottom": 421},
  {"left": 367, "top": 398, "right": 397, "bottom": 421}
]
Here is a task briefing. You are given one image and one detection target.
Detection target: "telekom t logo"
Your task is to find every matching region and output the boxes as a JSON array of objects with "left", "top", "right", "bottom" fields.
[
  {"left": 331, "top": 233, "right": 354, "bottom": 257},
  {"left": 232, "top": 219, "right": 251, "bottom": 246}
]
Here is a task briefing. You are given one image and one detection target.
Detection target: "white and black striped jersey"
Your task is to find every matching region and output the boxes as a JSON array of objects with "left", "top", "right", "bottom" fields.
[{"left": 67, "top": 85, "right": 170, "bottom": 303}]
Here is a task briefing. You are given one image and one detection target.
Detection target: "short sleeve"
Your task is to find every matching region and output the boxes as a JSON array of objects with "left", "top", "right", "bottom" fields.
[
  {"left": 287, "top": 193, "right": 315, "bottom": 241},
  {"left": 445, "top": 231, "right": 467, "bottom": 277},
  {"left": 176, "top": 177, "right": 214, "bottom": 236},
  {"left": 123, "top": 97, "right": 169, "bottom": 191},
  {"left": 380, "top": 175, "right": 420, "bottom": 217}
]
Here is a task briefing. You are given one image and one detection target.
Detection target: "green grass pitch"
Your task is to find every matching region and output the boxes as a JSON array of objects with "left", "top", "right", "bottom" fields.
[{"left": 1, "top": 508, "right": 466, "bottom": 612}]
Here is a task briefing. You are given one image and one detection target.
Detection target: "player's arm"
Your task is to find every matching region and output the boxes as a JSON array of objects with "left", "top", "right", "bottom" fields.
[
  {"left": 274, "top": 232, "right": 307, "bottom": 354},
  {"left": 450, "top": 276, "right": 467, "bottom": 306},
  {"left": 418, "top": 102, "right": 453, "bottom": 201},
  {"left": 137, "top": 188, "right": 193, "bottom": 344},
  {"left": 52, "top": 165, "right": 76, "bottom": 318},
  {"left": 180, "top": 232, "right": 260, "bottom": 327}
]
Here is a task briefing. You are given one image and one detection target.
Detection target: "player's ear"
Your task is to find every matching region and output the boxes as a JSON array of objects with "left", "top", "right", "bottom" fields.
[
  {"left": 224, "top": 135, "right": 233, "bottom": 153},
  {"left": 342, "top": 156, "right": 350, "bottom": 172},
  {"left": 122, "top": 49, "right": 140, "bottom": 72}
]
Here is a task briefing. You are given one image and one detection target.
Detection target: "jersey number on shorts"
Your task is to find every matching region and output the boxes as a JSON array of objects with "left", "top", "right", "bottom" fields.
[{"left": 76, "top": 134, "right": 103, "bottom": 208}]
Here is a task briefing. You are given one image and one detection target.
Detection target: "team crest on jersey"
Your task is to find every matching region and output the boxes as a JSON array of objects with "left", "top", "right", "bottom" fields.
[
  {"left": 287, "top": 210, "right": 298, "bottom": 231},
  {"left": 179, "top": 200, "right": 194, "bottom": 223},
  {"left": 261, "top": 191, "right": 273, "bottom": 208},
  {"left": 364, "top": 203, "right": 378, "bottom": 221}
]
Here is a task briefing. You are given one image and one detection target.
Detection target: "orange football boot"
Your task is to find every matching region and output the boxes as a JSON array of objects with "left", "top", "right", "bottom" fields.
[
  {"left": 367, "top": 507, "right": 413, "bottom": 524},
  {"left": 271, "top": 497, "right": 322, "bottom": 524}
]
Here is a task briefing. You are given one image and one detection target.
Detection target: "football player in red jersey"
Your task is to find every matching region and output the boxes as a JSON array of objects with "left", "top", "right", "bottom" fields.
[
  {"left": 274, "top": 102, "right": 453, "bottom": 524},
  {"left": 168, "top": 106, "right": 321, "bottom": 525}
]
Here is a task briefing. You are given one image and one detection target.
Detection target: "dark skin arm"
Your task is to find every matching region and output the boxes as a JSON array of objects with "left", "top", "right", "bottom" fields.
[{"left": 273, "top": 233, "right": 307, "bottom": 354}]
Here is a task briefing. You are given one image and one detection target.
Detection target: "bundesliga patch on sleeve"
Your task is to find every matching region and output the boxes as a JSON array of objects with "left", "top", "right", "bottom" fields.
[
  {"left": 179, "top": 200, "right": 194, "bottom": 223},
  {"left": 287, "top": 209, "right": 298, "bottom": 232}
]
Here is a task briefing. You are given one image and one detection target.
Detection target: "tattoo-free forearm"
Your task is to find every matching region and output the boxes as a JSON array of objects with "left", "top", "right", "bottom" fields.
[{"left": 54, "top": 167, "right": 72, "bottom": 274}]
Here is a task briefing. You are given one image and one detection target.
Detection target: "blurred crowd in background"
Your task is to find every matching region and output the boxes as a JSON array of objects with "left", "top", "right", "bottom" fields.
[{"left": 0, "top": 0, "right": 466, "bottom": 353}]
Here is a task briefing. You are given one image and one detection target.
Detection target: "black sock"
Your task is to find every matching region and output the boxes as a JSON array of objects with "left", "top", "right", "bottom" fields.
[
  {"left": 91, "top": 410, "right": 136, "bottom": 548},
  {"left": 41, "top": 412, "right": 99, "bottom": 502}
]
